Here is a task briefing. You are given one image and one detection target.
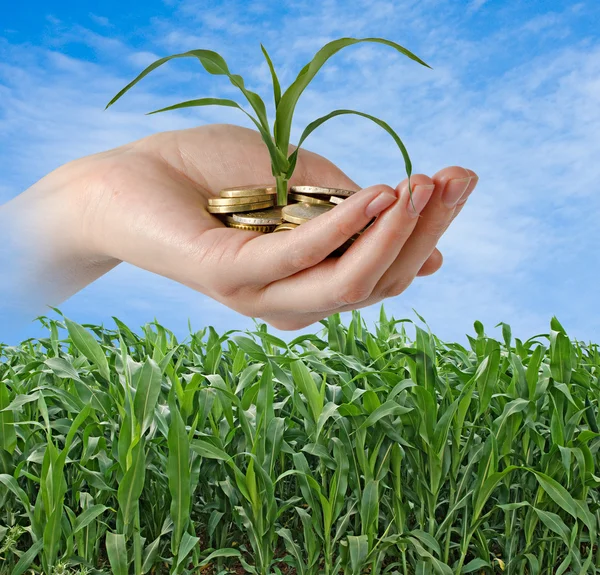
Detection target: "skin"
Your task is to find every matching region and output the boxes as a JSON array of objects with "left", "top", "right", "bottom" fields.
[{"left": 1, "top": 123, "right": 478, "bottom": 330}]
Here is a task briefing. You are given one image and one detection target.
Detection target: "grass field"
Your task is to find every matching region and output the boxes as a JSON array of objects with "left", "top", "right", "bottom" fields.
[{"left": 0, "top": 308, "right": 599, "bottom": 574}]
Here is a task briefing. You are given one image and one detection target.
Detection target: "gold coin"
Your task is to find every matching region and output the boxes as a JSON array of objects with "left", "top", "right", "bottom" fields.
[
  {"left": 226, "top": 222, "right": 276, "bottom": 232},
  {"left": 290, "top": 185, "right": 358, "bottom": 197},
  {"left": 220, "top": 184, "right": 277, "bottom": 198},
  {"left": 207, "top": 201, "right": 274, "bottom": 214},
  {"left": 208, "top": 194, "right": 274, "bottom": 206},
  {"left": 232, "top": 207, "right": 283, "bottom": 226},
  {"left": 329, "top": 196, "right": 345, "bottom": 204},
  {"left": 289, "top": 193, "right": 332, "bottom": 206},
  {"left": 273, "top": 223, "right": 299, "bottom": 232},
  {"left": 281, "top": 203, "right": 332, "bottom": 224}
]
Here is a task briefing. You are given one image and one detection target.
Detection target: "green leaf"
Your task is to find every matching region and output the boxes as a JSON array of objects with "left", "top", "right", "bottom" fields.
[
  {"left": 0, "top": 474, "right": 33, "bottom": 518},
  {"left": 360, "top": 479, "right": 379, "bottom": 534},
  {"left": 359, "top": 400, "right": 413, "bottom": 430},
  {"left": 190, "top": 439, "right": 230, "bottom": 461},
  {"left": 347, "top": 534, "right": 369, "bottom": 574},
  {"left": 291, "top": 360, "right": 323, "bottom": 422},
  {"left": 409, "top": 529, "right": 441, "bottom": 556},
  {"left": 142, "top": 536, "right": 162, "bottom": 574},
  {"left": 473, "top": 466, "right": 518, "bottom": 520},
  {"left": 275, "top": 37, "right": 430, "bottom": 154},
  {"left": 12, "top": 538, "right": 44, "bottom": 575},
  {"left": 475, "top": 349, "right": 500, "bottom": 413},
  {"left": 106, "top": 49, "right": 269, "bottom": 131},
  {"left": 106, "top": 532, "right": 128, "bottom": 575},
  {"left": 0, "top": 392, "right": 40, "bottom": 413},
  {"left": 533, "top": 507, "right": 571, "bottom": 542},
  {"left": 533, "top": 471, "right": 578, "bottom": 519},
  {"left": 550, "top": 330, "right": 573, "bottom": 384},
  {"left": 175, "top": 532, "right": 200, "bottom": 571},
  {"left": 44, "top": 357, "right": 82, "bottom": 381},
  {"left": 0, "top": 381, "right": 16, "bottom": 453},
  {"left": 260, "top": 44, "right": 281, "bottom": 107},
  {"left": 286, "top": 108, "right": 414, "bottom": 201},
  {"left": 133, "top": 358, "right": 162, "bottom": 436},
  {"left": 43, "top": 506, "right": 63, "bottom": 569},
  {"left": 315, "top": 401, "right": 339, "bottom": 440},
  {"left": 199, "top": 547, "right": 242, "bottom": 566},
  {"left": 65, "top": 318, "right": 110, "bottom": 381},
  {"left": 167, "top": 399, "right": 191, "bottom": 554},
  {"left": 462, "top": 558, "right": 490, "bottom": 573},
  {"left": 117, "top": 437, "right": 147, "bottom": 529},
  {"left": 72, "top": 504, "right": 108, "bottom": 535},
  {"left": 146, "top": 98, "right": 288, "bottom": 174}
]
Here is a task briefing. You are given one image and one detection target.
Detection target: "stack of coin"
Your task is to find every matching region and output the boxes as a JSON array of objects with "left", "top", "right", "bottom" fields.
[{"left": 208, "top": 184, "right": 367, "bottom": 256}]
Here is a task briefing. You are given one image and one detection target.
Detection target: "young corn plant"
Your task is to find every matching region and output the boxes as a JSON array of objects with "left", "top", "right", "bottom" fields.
[
  {"left": 105, "top": 38, "right": 430, "bottom": 206},
  {"left": 2, "top": 309, "right": 600, "bottom": 574}
]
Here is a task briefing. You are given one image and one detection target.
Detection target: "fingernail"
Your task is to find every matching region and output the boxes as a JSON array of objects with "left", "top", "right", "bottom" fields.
[
  {"left": 442, "top": 177, "right": 472, "bottom": 208},
  {"left": 365, "top": 191, "right": 397, "bottom": 218},
  {"left": 456, "top": 175, "right": 478, "bottom": 205},
  {"left": 406, "top": 184, "right": 435, "bottom": 218}
]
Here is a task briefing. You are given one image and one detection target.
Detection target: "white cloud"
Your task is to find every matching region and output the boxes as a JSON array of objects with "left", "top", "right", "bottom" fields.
[
  {"left": 89, "top": 14, "right": 111, "bottom": 27},
  {"left": 468, "top": 0, "right": 489, "bottom": 13}
]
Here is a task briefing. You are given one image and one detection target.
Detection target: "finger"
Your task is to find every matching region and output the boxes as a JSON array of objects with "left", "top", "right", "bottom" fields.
[
  {"left": 318, "top": 167, "right": 477, "bottom": 314},
  {"left": 369, "top": 167, "right": 478, "bottom": 299},
  {"left": 255, "top": 166, "right": 475, "bottom": 330},
  {"left": 252, "top": 175, "right": 436, "bottom": 315},
  {"left": 449, "top": 171, "right": 478, "bottom": 224},
  {"left": 416, "top": 248, "right": 443, "bottom": 277},
  {"left": 232, "top": 184, "right": 397, "bottom": 285},
  {"left": 261, "top": 247, "right": 444, "bottom": 330}
]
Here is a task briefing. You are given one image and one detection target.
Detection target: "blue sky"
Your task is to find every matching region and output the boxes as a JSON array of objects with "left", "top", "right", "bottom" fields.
[{"left": 1, "top": 0, "right": 599, "bottom": 347}]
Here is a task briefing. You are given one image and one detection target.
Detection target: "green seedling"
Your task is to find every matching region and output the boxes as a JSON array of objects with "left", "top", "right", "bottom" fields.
[{"left": 106, "top": 38, "right": 431, "bottom": 206}]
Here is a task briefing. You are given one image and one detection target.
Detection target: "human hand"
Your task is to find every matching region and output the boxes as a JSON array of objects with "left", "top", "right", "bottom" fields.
[{"left": 5, "top": 124, "right": 478, "bottom": 330}]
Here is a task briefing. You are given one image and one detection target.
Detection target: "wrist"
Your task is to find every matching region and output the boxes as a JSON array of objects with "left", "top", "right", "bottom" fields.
[{"left": 1, "top": 159, "right": 120, "bottom": 308}]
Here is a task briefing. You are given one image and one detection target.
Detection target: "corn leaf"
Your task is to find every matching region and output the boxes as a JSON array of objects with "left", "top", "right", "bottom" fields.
[
  {"left": 117, "top": 436, "right": 146, "bottom": 529},
  {"left": 146, "top": 98, "right": 288, "bottom": 174},
  {"left": 260, "top": 44, "right": 281, "bottom": 107},
  {"left": 473, "top": 465, "right": 519, "bottom": 520},
  {"left": 274, "top": 37, "right": 430, "bottom": 154},
  {"left": 106, "top": 532, "right": 128, "bottom": 575},
  {"left": 167, "top": 399, "right": 191, "bottom": 554},
  {"left": 12, "top": 539, "right": 44, "bottom": 575},
  {"left": 65, "top": 318, "right": 110, "bottom": 381},
  {"left": 0, "top": 381, "right": 16, "bottom": 453},
  {"left": 133, "top": 358, "right": 162, "bottom": 437},
  {"left": 175, "top": 532, "right": 199, "bottom": 572},
  {"left": 105, "top": 49, "right": 270, "bottom": 133},
  {"left": 532, "top": 470, "right": 578, "bottom": 519},
  {"left": 71, "top": 504, "right": 108, "bottom": 535},
  {"left": 286, "top": 108, "right": 414, "bottom": 201},
  {"left": 532, "top": 507, "right": 571, "bottom": 542},
  {"left": 348, "top": 534, "right": 369, "bottom": 573}
]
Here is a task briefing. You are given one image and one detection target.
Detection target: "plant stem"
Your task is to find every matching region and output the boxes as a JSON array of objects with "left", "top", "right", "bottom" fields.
[{"left": 275, "top": 175, "right": 288, "bottom": 206}]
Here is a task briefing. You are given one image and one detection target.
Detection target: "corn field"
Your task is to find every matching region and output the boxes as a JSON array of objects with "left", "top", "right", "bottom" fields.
[{"left": 0, "top": 308, "right": 599, "bottom": 574}]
